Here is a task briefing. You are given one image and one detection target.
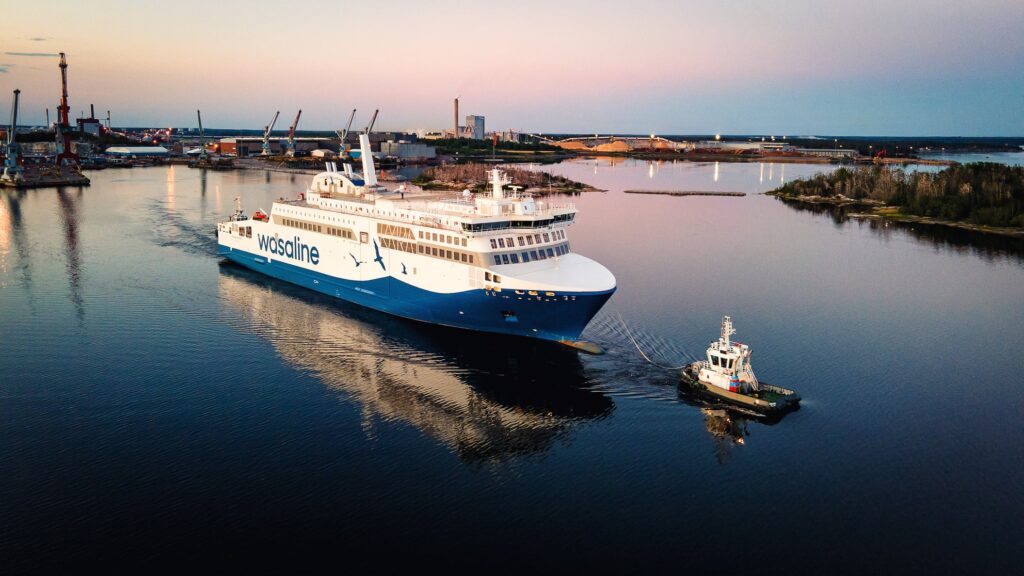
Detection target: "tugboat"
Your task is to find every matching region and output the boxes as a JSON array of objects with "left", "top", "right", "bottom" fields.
[{"left": 681, "top": 316, "right": 800, "bottom": 414}]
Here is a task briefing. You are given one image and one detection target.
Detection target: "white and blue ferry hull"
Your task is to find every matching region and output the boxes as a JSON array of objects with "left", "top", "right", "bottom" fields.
[{"left": 218, "top": 243, "right": 614, "bottom": 342}]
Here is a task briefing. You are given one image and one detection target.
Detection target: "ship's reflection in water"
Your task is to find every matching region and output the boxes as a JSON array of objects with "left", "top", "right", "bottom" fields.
[{"left": 217, "top": 264, "right": 613, "bottom": 462}]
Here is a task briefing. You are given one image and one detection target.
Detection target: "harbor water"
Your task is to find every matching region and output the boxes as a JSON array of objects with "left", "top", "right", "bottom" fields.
[{"left": 2, "top": 157, "right": 1023, "bottom": 572}]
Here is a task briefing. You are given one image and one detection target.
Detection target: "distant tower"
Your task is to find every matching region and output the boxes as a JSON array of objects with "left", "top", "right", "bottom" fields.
[
  {"left": 466, "top": 115, "right": 485, "bottom": 140},
  {"left": 453, "top": 97, "right": 459, "bottom": 138}
]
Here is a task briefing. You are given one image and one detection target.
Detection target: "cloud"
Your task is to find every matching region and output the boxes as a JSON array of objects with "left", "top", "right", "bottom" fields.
[
  {"left": 5, "top": 52, "right": 60, "bottom": 57},
  {"left": 29, "top": 37, "right": 49, "bottom": 42}
]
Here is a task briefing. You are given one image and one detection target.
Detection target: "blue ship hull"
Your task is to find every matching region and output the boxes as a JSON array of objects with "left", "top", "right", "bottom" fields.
[{"left": 220, "top": 246, "right": 614, "bottom": 342}]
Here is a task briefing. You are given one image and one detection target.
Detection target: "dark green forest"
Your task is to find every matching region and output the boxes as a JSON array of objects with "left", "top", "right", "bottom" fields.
[{"left": 773, "top": 163, "right": 1024, "bottom": 227}]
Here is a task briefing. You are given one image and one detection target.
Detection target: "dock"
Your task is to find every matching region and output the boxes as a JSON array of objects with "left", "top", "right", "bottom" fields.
[{"left": 1, "top": 169, "right": 90, "bottom": 189}]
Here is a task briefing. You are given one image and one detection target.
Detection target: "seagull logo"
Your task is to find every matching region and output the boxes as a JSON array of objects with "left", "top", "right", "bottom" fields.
[
  {"left": 372, "top": 239, "right": 385, "bottom": 271},
  {"left": 401, "top": 262, "right": 407, "bottom": 275},
  {"left": 348, "top": 252, "right": 363, "bottom": 267}
]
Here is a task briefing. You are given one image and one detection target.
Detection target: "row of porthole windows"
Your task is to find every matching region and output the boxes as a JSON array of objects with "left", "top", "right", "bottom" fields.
[
  {"left": 418, "top": 229, "right": 468, "bottom": 247},
  {"left": 492, "top": 243, "right": 570, "bottom": 265},
  {"left": 281, "top": 217, "right": 323, "bottom": 234},
  {"left": 490, "top": 229, "right": 566, "bottom": 250},
  {"left": 278, "top": 209, "right": 355, "bottom": 227},
  {"left": 416, "top": 244, "right": 475, "bottom": 264}
]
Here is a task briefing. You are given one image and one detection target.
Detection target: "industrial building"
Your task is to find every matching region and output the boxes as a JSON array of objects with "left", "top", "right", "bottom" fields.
[
  {"left": 210, "top": 137, "right": 336, "bottom": 157},
  {"left": 794, "top": 147, "right": 858, "bottom": 159},
  {"left": 466, "top": 115, "right": 485, "bottom": 140},
  {"left": 379, "top": 141, "right": 436, "bottom": 161},
  {"left": 105, "top": 146, "right": 170, "bottom": 158}
]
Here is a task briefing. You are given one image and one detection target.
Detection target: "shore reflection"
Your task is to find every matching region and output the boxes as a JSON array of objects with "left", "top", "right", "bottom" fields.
[
  {"left": 777, "top": 199, "right": 1024, "bottom": 263},
  {"left": 217, "top": 264, "right": 613, "bottom": 463}
]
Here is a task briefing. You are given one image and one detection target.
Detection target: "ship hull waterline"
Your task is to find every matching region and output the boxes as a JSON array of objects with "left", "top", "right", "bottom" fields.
[
  {"left": 681, "top": 368, "right": 801, "bottom": 415},
  {"left": 220, "top": 246, "right": 614, "bottom": 343}
]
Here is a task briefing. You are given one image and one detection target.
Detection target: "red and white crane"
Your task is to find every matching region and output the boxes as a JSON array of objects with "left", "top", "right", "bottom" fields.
[{"left": 54, "top": 52, "right": 79, "bottom": 168}]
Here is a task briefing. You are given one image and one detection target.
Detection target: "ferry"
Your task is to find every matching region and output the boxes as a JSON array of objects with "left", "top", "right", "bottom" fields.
[
  {"left": 681, "top": 316, "right": 800, "bottom": 414},
  {"left": 216, "top": 132, "right": 616, "bottom": 344}
]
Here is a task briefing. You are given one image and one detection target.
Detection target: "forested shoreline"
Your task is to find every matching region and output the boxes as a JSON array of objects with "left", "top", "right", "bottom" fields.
[{"left": 769, "top": 163, "right": 1024, "bottom": 228}]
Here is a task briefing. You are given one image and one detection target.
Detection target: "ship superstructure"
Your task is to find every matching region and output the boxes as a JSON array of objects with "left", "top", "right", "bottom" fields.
[{"left": 217, "top": 132, "right": 615, "bottom": 342}]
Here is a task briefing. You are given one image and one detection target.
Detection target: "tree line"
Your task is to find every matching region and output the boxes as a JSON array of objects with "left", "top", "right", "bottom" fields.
[{"left": 774, "top": 163, "right": 1024, "bottom": 227}]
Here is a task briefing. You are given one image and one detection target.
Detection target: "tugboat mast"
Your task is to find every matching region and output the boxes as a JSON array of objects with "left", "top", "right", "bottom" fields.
[{"left": 721, "top": 315, "right": 735, "bottom": 346}]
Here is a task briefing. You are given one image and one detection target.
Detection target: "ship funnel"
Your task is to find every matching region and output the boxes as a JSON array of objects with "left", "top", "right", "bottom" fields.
[{"left": 359, "top": 133, "right": 377, "bottom": 187}]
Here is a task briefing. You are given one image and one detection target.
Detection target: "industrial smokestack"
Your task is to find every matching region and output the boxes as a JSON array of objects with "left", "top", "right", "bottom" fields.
[
  {"left": 90, "top": 103, "right": 95, "bottom": 119},
  {"left": 454, "top": 97, "right": 459, "bottom": 139}
]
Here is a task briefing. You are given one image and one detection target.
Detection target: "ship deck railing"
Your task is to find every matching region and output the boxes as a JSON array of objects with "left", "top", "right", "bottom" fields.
[{"left": 275, "top": 193, "right": 576, "bottom": 235}]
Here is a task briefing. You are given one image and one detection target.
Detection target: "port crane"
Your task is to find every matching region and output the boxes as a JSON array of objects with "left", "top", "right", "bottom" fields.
[
  {"left": 2, "top": 89, "right": 23, "bottom": 182},
  {"left": 54, "top": 52, "right": 80, "bottom": 168},
  {"left": 197, "top": 109, "right": 208, "bottom": 160},
  {"left": 364, "top": 109, "right": 379, "bottom": 134},
  {"left": 285, "top": 109, "right": 302, "bottom": 157},
  {"left": 335, "top": 108, "right": 356, "bottom": 157},
  {"left": 261, "top": 110, "right": 279, "bottom": 156}
]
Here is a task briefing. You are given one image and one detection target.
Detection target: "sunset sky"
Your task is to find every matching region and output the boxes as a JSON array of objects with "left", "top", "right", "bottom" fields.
[{"left": 2, "top": 0, "right": 1022, "bottom": 135}]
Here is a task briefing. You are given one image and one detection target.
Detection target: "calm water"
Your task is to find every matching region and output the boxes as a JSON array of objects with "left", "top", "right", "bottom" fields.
[{"left": 2, "top": 157, "right": 1023, "bottom": 572}]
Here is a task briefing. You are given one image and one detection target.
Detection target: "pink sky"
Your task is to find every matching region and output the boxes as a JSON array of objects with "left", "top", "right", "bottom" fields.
[{"left": 2, "top": 0, "right": 1023, "bottom": 135}]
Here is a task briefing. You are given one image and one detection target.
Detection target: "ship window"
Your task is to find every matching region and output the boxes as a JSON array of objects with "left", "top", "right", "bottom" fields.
[
  {"left": 460, "top": 253, "right": 467, "bottom": 262},
  {"left": 530, "top": 250, "right": 538, "bottom": 260},
  {"left": 712, "top": 356, "right": 721, "bottom": 367},
  {"left": 490, "top": 239, "right": 497, "bottom": 249},
  {"left": 546, "top": 248, "right": 554, "bottom": 258},
  {"left": 485, "top": 272, "right": 492, "bottom": 281},
  {"left": 469, "top": 255, "right": 474, "bottom": 264},
  {"left": 526, "top": 236, "right": 534, "bottom": 245},
  {"left": 493, "top": 275, "right": 501, "bottom": 283},
  {"left": 432, "top": 247, "right": 438, "bottom": 256},
  {"left": 360, "top": 232, "right": 368, "bottom": 244},
  {"left": 498, "top": 238, "right": 506, "bottom": 248},
  {"left": 501, "top": 254, "right": 510, "bottom": 264},
  {"left": 493, "top": 255, "right": 501, "bottom": 265},
  {"left": 510, "top": 254, "right": 519, "bottom": 263},
  {"left": 522, "top": 252, "right": 530, "bottom": 262},
  {"left": 543, "top": 233, "right": 550, "bottom": 242},
  {"left": 534, "top": 234, "right": 542, "bottom": 243},
  {"left": 461, "top": 238, "right": 467, "bottom": 247},
  {"left": 446, "top": 250, "right": 452, "bottom": 259},
  {"left": 506, "top": 237, "right": 514, "bottom": 246},
  {"left": 517, "top": 236, "right": 524, "bottom": 247},
  {"left": 432, "top": 233, "right": 438, "bottom": 241}
]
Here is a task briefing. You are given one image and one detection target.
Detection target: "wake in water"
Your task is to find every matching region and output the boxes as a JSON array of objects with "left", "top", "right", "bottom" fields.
[
  {"left": 149, "top": 199, "right": 221, "bottom": 257},
  {"left": 586, "top": 303, "right": 698, "bottom": 369}
]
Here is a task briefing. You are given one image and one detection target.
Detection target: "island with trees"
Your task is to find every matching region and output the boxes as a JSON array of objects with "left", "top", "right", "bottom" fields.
[
  {"left": 767, "top": 163, "right": 1024, "bottom": 237},
  {"left": 411, "top": 162, "right": 600, "bottom": 194}
]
